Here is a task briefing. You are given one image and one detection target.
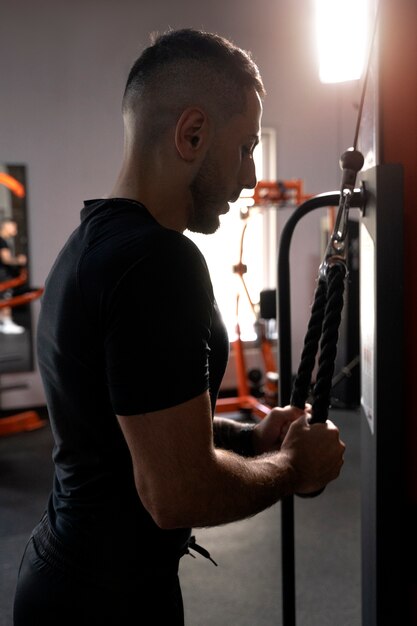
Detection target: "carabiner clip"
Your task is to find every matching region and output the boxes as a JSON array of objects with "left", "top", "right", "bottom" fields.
[
  {"left": 319, "top": 147, "right": 364, "bottom": 280},
  {"left": 319, "top": 191, "right": 351, "bottom": 278}
]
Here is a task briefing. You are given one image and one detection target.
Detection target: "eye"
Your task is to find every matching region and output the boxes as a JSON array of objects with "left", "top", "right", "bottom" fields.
[{"left": 241, "top": 144, "right": 255, "bottom": 157}]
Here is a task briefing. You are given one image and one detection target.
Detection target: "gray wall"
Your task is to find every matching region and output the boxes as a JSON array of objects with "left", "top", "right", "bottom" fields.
[{"left": 0, "top": 0, "right": 360, "bottom": 408}]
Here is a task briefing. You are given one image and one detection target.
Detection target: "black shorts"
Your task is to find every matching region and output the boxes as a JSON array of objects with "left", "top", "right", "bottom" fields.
[{"left": 13, "top": 536, "right": 184, "bottom": 626}]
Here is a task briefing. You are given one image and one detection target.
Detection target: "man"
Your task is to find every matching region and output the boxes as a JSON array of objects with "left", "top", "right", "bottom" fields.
[
  {"left": 13, "top": 29, "right": 345, "bottom": 625},
  {"left": 0, "top": 218, "right": 27, "bottom": 334}
]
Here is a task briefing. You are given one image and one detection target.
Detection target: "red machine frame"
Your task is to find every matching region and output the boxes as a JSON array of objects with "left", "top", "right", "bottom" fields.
[{"left": 0, "top": 270, "right": 45, "bottom": 436}]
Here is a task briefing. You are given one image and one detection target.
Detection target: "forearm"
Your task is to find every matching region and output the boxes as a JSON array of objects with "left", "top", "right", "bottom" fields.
[
  {"left": 154, "top": 446, "right": 296, "bottom": 529},
  {"left": 120, "top": 394, "right": 339, "bottom": 532}
]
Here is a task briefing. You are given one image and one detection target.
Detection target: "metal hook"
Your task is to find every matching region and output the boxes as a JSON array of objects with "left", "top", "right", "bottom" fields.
[{"left": 319, "top": 147, "right": 364, "bottom": 279}]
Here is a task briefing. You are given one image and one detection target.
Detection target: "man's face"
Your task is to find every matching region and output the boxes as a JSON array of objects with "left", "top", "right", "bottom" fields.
[{"left": 187, "top": 89, "right": 262, "bottom": 235}]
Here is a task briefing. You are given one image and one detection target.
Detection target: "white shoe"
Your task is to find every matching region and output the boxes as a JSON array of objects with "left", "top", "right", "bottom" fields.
[{"left": 0, "top": 319, "right": 25, "bottom": 334}]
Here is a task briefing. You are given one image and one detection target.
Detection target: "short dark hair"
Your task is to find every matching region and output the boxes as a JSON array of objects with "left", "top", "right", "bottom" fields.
[{"left": 122, "top": 29, "right": 265, "bottom": 136}]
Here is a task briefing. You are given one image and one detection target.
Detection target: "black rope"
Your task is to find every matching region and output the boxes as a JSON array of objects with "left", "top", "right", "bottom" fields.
[
  {"left": 310, "top": 262, "right": 347, "bottom": 423},
  {"left": 291, "top": 260, "right": 347, "bottom": 500},
  {"left": 290, "top": 260, "right": 347, "bottom": 424},
  {"left": 290, "top": 277, "right": 327, "bottom": 410}
]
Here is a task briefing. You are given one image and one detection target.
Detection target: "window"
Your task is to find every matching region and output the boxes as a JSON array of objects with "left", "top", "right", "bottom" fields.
[{"left": 186, "top": 128, "right": 277, "bottom": 341}]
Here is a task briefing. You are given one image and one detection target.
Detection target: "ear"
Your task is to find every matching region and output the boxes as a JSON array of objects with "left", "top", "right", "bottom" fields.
[{"left": 175, "top": 108, "right": 209, "bottom": 162}]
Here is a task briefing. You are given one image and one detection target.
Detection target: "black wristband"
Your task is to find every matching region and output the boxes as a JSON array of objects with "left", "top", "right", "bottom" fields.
[
  {"left": 236, "top": 424, "right": 257, "bottom": 457},
  {"left": 213, "top": 419, "right": 257, "bottom": 457}
]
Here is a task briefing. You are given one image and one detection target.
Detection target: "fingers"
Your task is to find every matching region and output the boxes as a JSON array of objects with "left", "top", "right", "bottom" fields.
[{"left": 282, "top": 415, "right": 345, "bottom": 494}]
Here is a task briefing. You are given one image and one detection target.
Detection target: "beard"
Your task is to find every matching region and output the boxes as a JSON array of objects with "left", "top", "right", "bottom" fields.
[{"left": 188, "top": 151, "right": 229, "bottom": 235}]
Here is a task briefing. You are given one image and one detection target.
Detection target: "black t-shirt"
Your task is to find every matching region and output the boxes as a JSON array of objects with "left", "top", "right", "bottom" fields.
[
  {"left": 36, "top": 198, "right": 229, "bottom": 576},
  {"left": 0, "top": 236, "right": 11, "bottom": 282},
  {"left": 0, "top": 236, "right": 10, "bottom": 255}
]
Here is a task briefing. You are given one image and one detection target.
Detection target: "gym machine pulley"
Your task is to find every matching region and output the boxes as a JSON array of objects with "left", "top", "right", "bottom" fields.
[{"left": 277, "top": 7, "right": 379, "bottom": 624}]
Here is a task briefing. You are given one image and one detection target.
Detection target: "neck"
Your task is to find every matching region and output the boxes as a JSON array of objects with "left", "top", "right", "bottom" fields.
[{"left": 109, "top": 157, "right": 190, "bottom": 233}]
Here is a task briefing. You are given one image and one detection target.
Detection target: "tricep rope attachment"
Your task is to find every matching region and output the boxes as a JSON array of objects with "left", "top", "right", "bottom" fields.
[
  {"left": 291, "top": 148, "right": 364, "bottom": 425},
  {"left": 288, "top": 150, "right": 364, "bottom": 501}
]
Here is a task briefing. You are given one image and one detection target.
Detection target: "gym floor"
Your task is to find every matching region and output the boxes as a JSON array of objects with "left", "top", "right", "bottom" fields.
[{"left": 0, "top": 406, "right": 361, "bottom": 626}]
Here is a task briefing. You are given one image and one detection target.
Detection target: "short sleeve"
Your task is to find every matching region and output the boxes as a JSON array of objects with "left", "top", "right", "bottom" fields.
[{"left": 103, "top": 233, "right": 214, "bottom": 415}]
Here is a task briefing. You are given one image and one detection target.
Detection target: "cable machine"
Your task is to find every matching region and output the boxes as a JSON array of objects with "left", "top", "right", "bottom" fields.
[
  {"left": 275, "top": 3, "right": 409, "bottom": 623},
  {"left": 273, "top": 6, "right": 404, "bottom": 624}
]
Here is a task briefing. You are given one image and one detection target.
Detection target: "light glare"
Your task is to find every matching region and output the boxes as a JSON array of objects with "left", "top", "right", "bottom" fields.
[{"left": 315, "top": 0, "right": 369, "bottom": 83}]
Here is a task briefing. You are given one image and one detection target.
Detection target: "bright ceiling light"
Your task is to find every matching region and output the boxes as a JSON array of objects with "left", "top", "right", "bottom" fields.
[{"left": 315, "top": 0, "right": 369, "bottom": 83}]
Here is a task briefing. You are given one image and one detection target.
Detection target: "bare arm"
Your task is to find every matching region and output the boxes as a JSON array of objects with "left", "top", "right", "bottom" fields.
[
  {"left": 0, "top": 248, "right": 26, "bottom": 266},
  {"left": 117, "top": 391, "right": 344, "bottom": 530}
]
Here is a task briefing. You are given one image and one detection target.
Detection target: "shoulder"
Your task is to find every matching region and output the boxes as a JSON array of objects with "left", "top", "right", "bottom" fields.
[
  {"left": 120, "top": 228, "right": 212, "bottom": 298},
  {"left": 81, "top": 199, "right": 206, "bottom": 272},
  {"left": 78, "top": 201, "right": 213, "bottom": 304},
  {"left": 154, "top": 229, "right": 209, "bottom": 275}
]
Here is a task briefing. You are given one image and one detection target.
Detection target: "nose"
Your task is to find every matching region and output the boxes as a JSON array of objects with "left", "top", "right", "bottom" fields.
[{"left": 240, "top": 158, "right": 257, "bottom": 190}]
